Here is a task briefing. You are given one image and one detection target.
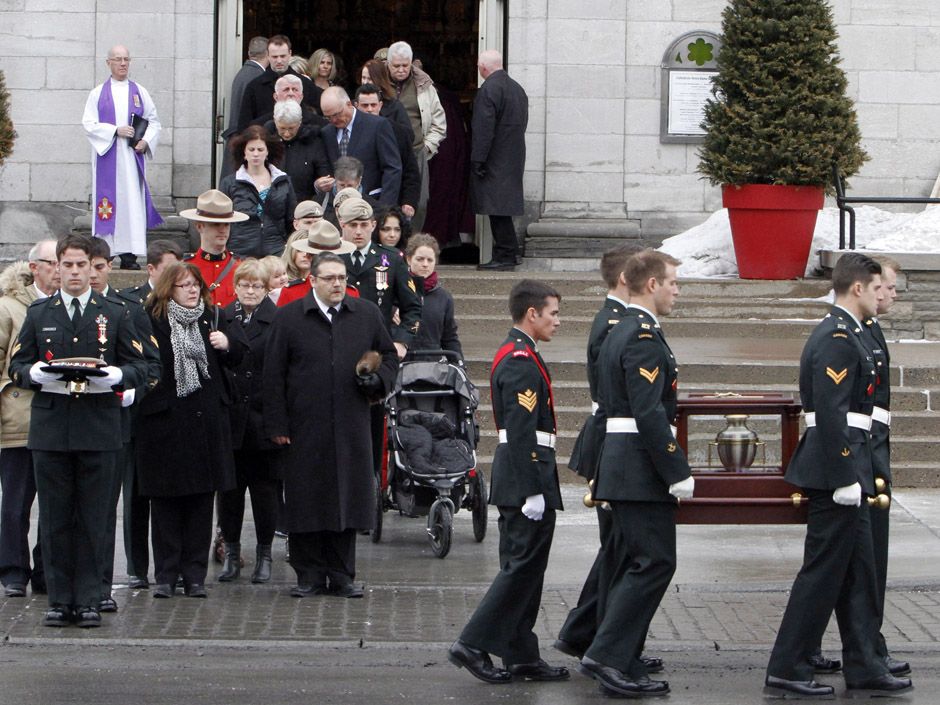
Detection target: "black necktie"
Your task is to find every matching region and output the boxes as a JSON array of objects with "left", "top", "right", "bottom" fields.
[
  {"left": 339, "top": 128, "right": 349, "bottom": 157},
  {"left": 353, "top": 251, "right": 363, "bottom": 269},
  {"left": 327, "top": 306, "right": 338, "bottom": 322},
  {"left": 70, "top": 298, "right": 81, "bottom": 327}
]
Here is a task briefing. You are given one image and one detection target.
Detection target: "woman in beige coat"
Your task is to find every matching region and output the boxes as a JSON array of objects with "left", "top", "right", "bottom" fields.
[{"left": 0, "top": 261, "right": 43, "bottom": 596}]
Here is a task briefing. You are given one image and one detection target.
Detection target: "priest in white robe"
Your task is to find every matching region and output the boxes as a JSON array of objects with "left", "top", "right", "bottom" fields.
[{"left": 82, "top": 45, "right": 162, "bottom": 270}]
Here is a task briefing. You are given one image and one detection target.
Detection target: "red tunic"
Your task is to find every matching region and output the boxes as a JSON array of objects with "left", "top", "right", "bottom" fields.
[{"left": 185, "top": 248, "right": 240, "bottom": 307}]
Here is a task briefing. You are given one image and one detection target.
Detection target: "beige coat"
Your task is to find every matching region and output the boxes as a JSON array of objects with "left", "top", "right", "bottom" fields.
[
  {"left": 0, "top": 262, "right": 39, "bottom": 448},
  {"left": 412, "top": 66, "right": 447, "bottom": 157}
]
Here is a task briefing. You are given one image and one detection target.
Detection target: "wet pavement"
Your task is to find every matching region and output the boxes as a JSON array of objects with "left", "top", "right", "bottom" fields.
[{"left": 1, "top": 487, "right": 938, "bottom": 703}]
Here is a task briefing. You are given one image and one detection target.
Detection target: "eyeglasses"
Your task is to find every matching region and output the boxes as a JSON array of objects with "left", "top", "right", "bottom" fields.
[
  {"left": 32, "top": 259, "right": 57, "bottom": 266},
  {"left": 236, "top": 282, "right": 266, "bottom": 291},
  {"left": 108, "top": 57, "right": 131, "bottom": 63},
  {"left": 174, "top": 281, "right": 200, "bottom": 290},
  {"left": 314, "top": 275, "right": 347, "bottom": 283}
]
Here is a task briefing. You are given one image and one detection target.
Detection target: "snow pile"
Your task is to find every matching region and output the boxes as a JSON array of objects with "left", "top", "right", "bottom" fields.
[{"left": 661, "top": 205, "right": 940, "bottom": 278}]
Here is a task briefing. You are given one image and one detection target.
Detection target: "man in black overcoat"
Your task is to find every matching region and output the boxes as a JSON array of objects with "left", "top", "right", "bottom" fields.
[
  {"left": 556, "top": 245, "right": 660, "bottom": 676},
  {"left": 449, "top": 280, "right": 568, "bottom": 685},
  {"left": 221, "top": 35, "right": 268, "bottom": 176},
  {"left": 264, "top": 253, "right": 397, "bottom": 598},
  {"left": 9, "top": 234, "right": 150, "bottom": 628},
  {"left": 580, "top": 250, "right": 691, "bottom": 698},
  {"left": 471, "top": 50, "right": 528, "bottom": 271},
  {"left": 765, "top": 253, "right": 912, "bottom": 698}
]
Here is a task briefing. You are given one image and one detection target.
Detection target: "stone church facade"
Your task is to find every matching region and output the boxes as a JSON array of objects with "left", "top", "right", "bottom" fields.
[{"left": 1, "top": 0, "right": 939, "bottom": 255}]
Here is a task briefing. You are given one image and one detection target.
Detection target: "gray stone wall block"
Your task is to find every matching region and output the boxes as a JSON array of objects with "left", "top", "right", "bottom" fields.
[
  {"left": 545, "top": 171, "right": 622, "bottom": 202},
  {"left": 174, "top": 59, "right": 213, "bottom": 93},
  {"left": 625, "top": 65, "right": 657, "bottom": 100},
  {"left": 523, "top": 169, "right": 545, "bottom": 202},
  {"left": 152, "top": 129, "right": 175, "bottom": 165},
  {"left": 547, "top": 18, "right": 625, "bottom": 65},
  {"left": 30, "top": 163, "right": 88, "bottom": 201},
  {"left": 900, "top": 178, "right": 938, "bottom": 197},
  {"left": 508, "top": 63, "right": 546, "bottom": 99},
  {"left": 127, "top": 58, "right": 176, "bottom": 94},
  {"left": 0, "top": 163, "right": 30, "bottom": 201},
  {"left": 25, "top": 0, "right": 94, "bottom": 10},
  {"left": 9, "top": 124, "right": 89, "bottom": 164},
  {"left": 671, "top": 0, "right": 726, "bottom": 23},
  {"left": 839, "top": 25, "right": 917, "bottom": 71},
  {"left": 624, "top": 135, "right": 689, "bottom": 174},
  {"left": 173, "top": 90, "right": 214, "bottom": 129},
  {"left": 625, "top": 22, "right": 687, "bottom": 66},
  {"left": 9, "top": 88, "right": 88, "bottom": 126},
  {"left": 0, "top": 201, "right": 83, "bottom": 245},
  {"left": 858, "top": 71, "right": 940, "bottom": 105},
  {"left": 95, "top": 0, "right": 174, "bottom": 12},
  {"left": 624, "top": 173, "right": 706, "bottom": 212},
  {"left": 635, "top": 210, "right": 711, "bottom": 238},
  {"left": 525, "top": 96, "right": 546, "bottom": 134},
  {"left": 147, "top": 163, "right": 172, "bottom": 195},
  {"left": 524, "top": 133, "right": 545, "bottom": 175},
  {"left": 172, "top": 164, "right": 212, "bottom": 200},
  {"left": 150, "top": 90, "right": 176, "bottom": 127},
  {"left": 545, "top": 65, "right": 626, "bottom": 99},
  {"left": 1, "top": 11, "right": 94, "bottom": 56},
  {"left": 624, "top": 98, "right": 661, "bottom": 136},
  {"left": 702, "top": 182, "right": 723, "bottom": 211},
  {"left": 627, "top": 2, "right": 669, "bottom": 22},
  {"left": 856, "top": 104, "right": 899, "bottom": 140},
  {"left": 45, "top": 57, "right": 94, "bottom": 89},
  {"left": 0, "top": 56, "right": 39, "bottom": 89},
  {"left": 507, "top": 18, "right": 547, "bottom": 65},
  {"left": 509, "top": 0, "right": 547, "bottom": 19},
  {"left": 863, "top": 139, "right": 940, "bottom": 180},
  {"left": 172, "top": 127, "right": 213, "bottom": 168},
  {"left": 174, "top": 13, "right": 215, "bottom": 60},
  {"left": 830, "top": 0, "right": 852, "bottom": 24},
  {"left": 899, "top": 104, "right": 940, "bottom": 141},
  {"left": 924, "top": 321, "right": 940, "bottom": 339},
  {"left": 849, "top": 0, "right": 939, "bottom": 26},
  {"left": 95, "top": 13, "right": 176, "bottom": 60},
  {"left": 843, "top": 176, "right": 908, "bottom": 198},
  {"left": 915, "top": 27, "right": 940, "bottom": 71},
  {"left": 547, "top": 0, "right": 625, "bottom": 21},
  {"left": 540, "top": 200, "right": 628, "bottom": 218},
  {"left": 545, "top": 133, "right": 624, "bottom": 172},
  {"left": 546, "top": 96, "right": 624, "bottom": 135}
]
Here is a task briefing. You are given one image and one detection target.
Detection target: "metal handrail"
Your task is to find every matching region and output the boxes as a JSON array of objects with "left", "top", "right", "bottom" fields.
[{"left": 832, "top": 164, "right": 940, "bottom": 249}]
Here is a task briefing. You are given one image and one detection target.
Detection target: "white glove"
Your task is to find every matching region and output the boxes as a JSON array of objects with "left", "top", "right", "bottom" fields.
[
  {"left": 121, "top": 388, "right": 136, "bottom": 407},
  {"left": 833, "top": 482, "right": 862, "bottom": 507},
  {"left": 29, "top": 360, "right": 60, "bottom": 385},
  {"left": 521, "top": 493, "right": 545, "bottom": 521},
  {"left": 87, "top": 366, "right": 124, "bottom": 393},
  {"left": 669, "top": 476, "right": 695, "bottom": 500}
]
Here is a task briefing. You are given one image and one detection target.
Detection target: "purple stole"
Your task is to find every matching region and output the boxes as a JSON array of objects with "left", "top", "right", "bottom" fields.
[{"left": 95, "top": 78, "right": 163, "bottom": 235}]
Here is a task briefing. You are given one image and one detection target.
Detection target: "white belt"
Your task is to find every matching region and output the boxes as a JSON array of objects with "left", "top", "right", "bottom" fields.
[
  {"left": 497, "top": 429, "right": 556, "bottom": 449},
  {"left": 871, "top": 406, "right": 891, "bottom": 427},
  {"left": 804, "top": 411, "right": 872, "bottom": 431},
  {"left": 591, "top": 401, "right": 599, "bottom": 416},
  {"left": 606, "top": 417, "right": 677, "bottom": 438}
]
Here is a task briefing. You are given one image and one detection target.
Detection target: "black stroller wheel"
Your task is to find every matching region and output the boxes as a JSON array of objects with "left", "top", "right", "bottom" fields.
[
  {"left": 371, "top": 473, "right": 383, "bottom": 544},
  {"left": 428, "top": 500, "right": 453, "bottom": 558},
  {"left": 471, "top": 472, "right": 488, "bottom": 543}
]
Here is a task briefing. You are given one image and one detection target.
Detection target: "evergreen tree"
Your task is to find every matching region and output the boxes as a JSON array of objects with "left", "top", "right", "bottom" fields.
[
  {"left": 698, "top": 0, "right": 867, "bottom": 192},
  {"left": 0, "top": 71, "right": 15, "bottom": 165}
]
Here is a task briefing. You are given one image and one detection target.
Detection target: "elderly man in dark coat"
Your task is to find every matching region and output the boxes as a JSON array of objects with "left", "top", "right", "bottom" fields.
[
  {"left": 264, "top": 252, "right": 397, "bottom": 598},
  {"left": 471, "top": 50, "right": 529, "bottom": 271}
]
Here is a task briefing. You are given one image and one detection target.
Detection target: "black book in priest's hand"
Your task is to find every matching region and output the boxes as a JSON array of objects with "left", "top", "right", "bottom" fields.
[{"left": 130, "top": 113, "right": 148, "bottom": 149}]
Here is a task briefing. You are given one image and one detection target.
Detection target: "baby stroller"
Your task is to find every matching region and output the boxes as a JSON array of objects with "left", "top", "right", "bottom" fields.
[{"left": 377, "top": 349, "right": 486, "bottom": 558}]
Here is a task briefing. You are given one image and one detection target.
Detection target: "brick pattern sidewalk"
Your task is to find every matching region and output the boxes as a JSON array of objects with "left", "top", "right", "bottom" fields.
[{"left": 3, "top": 583, "right": 938, "bottom": 647}]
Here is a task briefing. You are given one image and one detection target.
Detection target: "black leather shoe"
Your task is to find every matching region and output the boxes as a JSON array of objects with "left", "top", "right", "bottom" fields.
[
  {"left": 845, "top": 673, "right": 912, "bottom": 698},
  {"left": 128, "top": 576, "right": 149, "bottom": 589},
  {"left": 886, "top": 656, "right": 912, "bottom": 676},
  {"left": 507, "top": 659, "right": 570, "bottom": 681},
  {"left": 763, "top": 675, "right": 835, "bottom": 699},
  {"left": 185, "top": 584, "right": 208, "bottom": 598},
  {"left": 74, "top": 606, "right": 101, "bottom": 628},
  {"left": 331, "top": 582, "right": 364, "bottom": 598},
  {"left": 290, "top": 584, "right": 329, "bottom": 597},
  {"left": 477, "top": 260, "right": 515, "bottom": 271},
  {"left": 448, "top": 640, "right": 512, "bottom": 684},
  {"left": 808, "top": 652, "right": 842, "bottom": 674},
  {"left": 641, "top": 655, "right": 665, "bottom": 674},
  {"left": 3, "top": 583, "right": 26, "bottom": 597},
  {"left": 579, "top": 657, "right": 670, "bottom": 697},
  {"left": 152, "top": 583, "right": 173, "bottom": 598},
  {"left": 43, "top": 606, "right": 72, "bottom": 627},
  {"left": 553, "top": 638, "right": 585, "bottom": 659},
  {"left": 98, "top": 596, "right": 118, "bottom": 613}
]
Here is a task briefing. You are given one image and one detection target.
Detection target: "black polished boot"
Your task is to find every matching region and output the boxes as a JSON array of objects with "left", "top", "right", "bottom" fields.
[
  {"left": 250, "top": 544, "right": 272, "bottom": 583},
  {"left": 217, "top": 542, "right": 241, "bottom": 582}
]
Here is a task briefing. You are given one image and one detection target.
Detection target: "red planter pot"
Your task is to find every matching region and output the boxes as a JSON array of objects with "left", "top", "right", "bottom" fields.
[{"left": 722, "top": 184, "right": 825, "bottom": 280}]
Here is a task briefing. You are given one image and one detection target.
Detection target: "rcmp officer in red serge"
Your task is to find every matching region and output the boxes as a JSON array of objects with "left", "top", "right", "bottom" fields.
[
  {"left": 581, "top": 250, "right": 691, "bottom": 697},
  {"left": 9, "top": 234, "right": 150, "bottom": 628},
  {"left": 449, "top": 280, "right": 568, "bottom": 684},
  {"left": 765, "top": 253, "right": 913, "bottom": 698},
  {"left": 180, "top": 190, "right": 249, "bottom": 307},
  {"left": 555, "top": 245, "right": 662, "bottom": 675}
]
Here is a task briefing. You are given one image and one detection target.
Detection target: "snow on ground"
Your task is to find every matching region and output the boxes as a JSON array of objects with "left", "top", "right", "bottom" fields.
[{"left": 661, "top": 205, "right": 940, "bottom": 278}]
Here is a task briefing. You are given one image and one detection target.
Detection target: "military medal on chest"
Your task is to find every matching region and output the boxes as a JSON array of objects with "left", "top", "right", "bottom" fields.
[{"left": 95, "top": 314, "right": 109, "bottom": 347}]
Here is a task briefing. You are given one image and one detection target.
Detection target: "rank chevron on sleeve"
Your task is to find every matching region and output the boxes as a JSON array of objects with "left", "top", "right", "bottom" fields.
[
  {"left": 826, "top": 367, "right": 848, "bottom": 385},
  {"left": 639, "top": 366, "right": 660, "bottom": 383},
  {"left": 517, "top": 389, "right": 537, "bottom": 412}
]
